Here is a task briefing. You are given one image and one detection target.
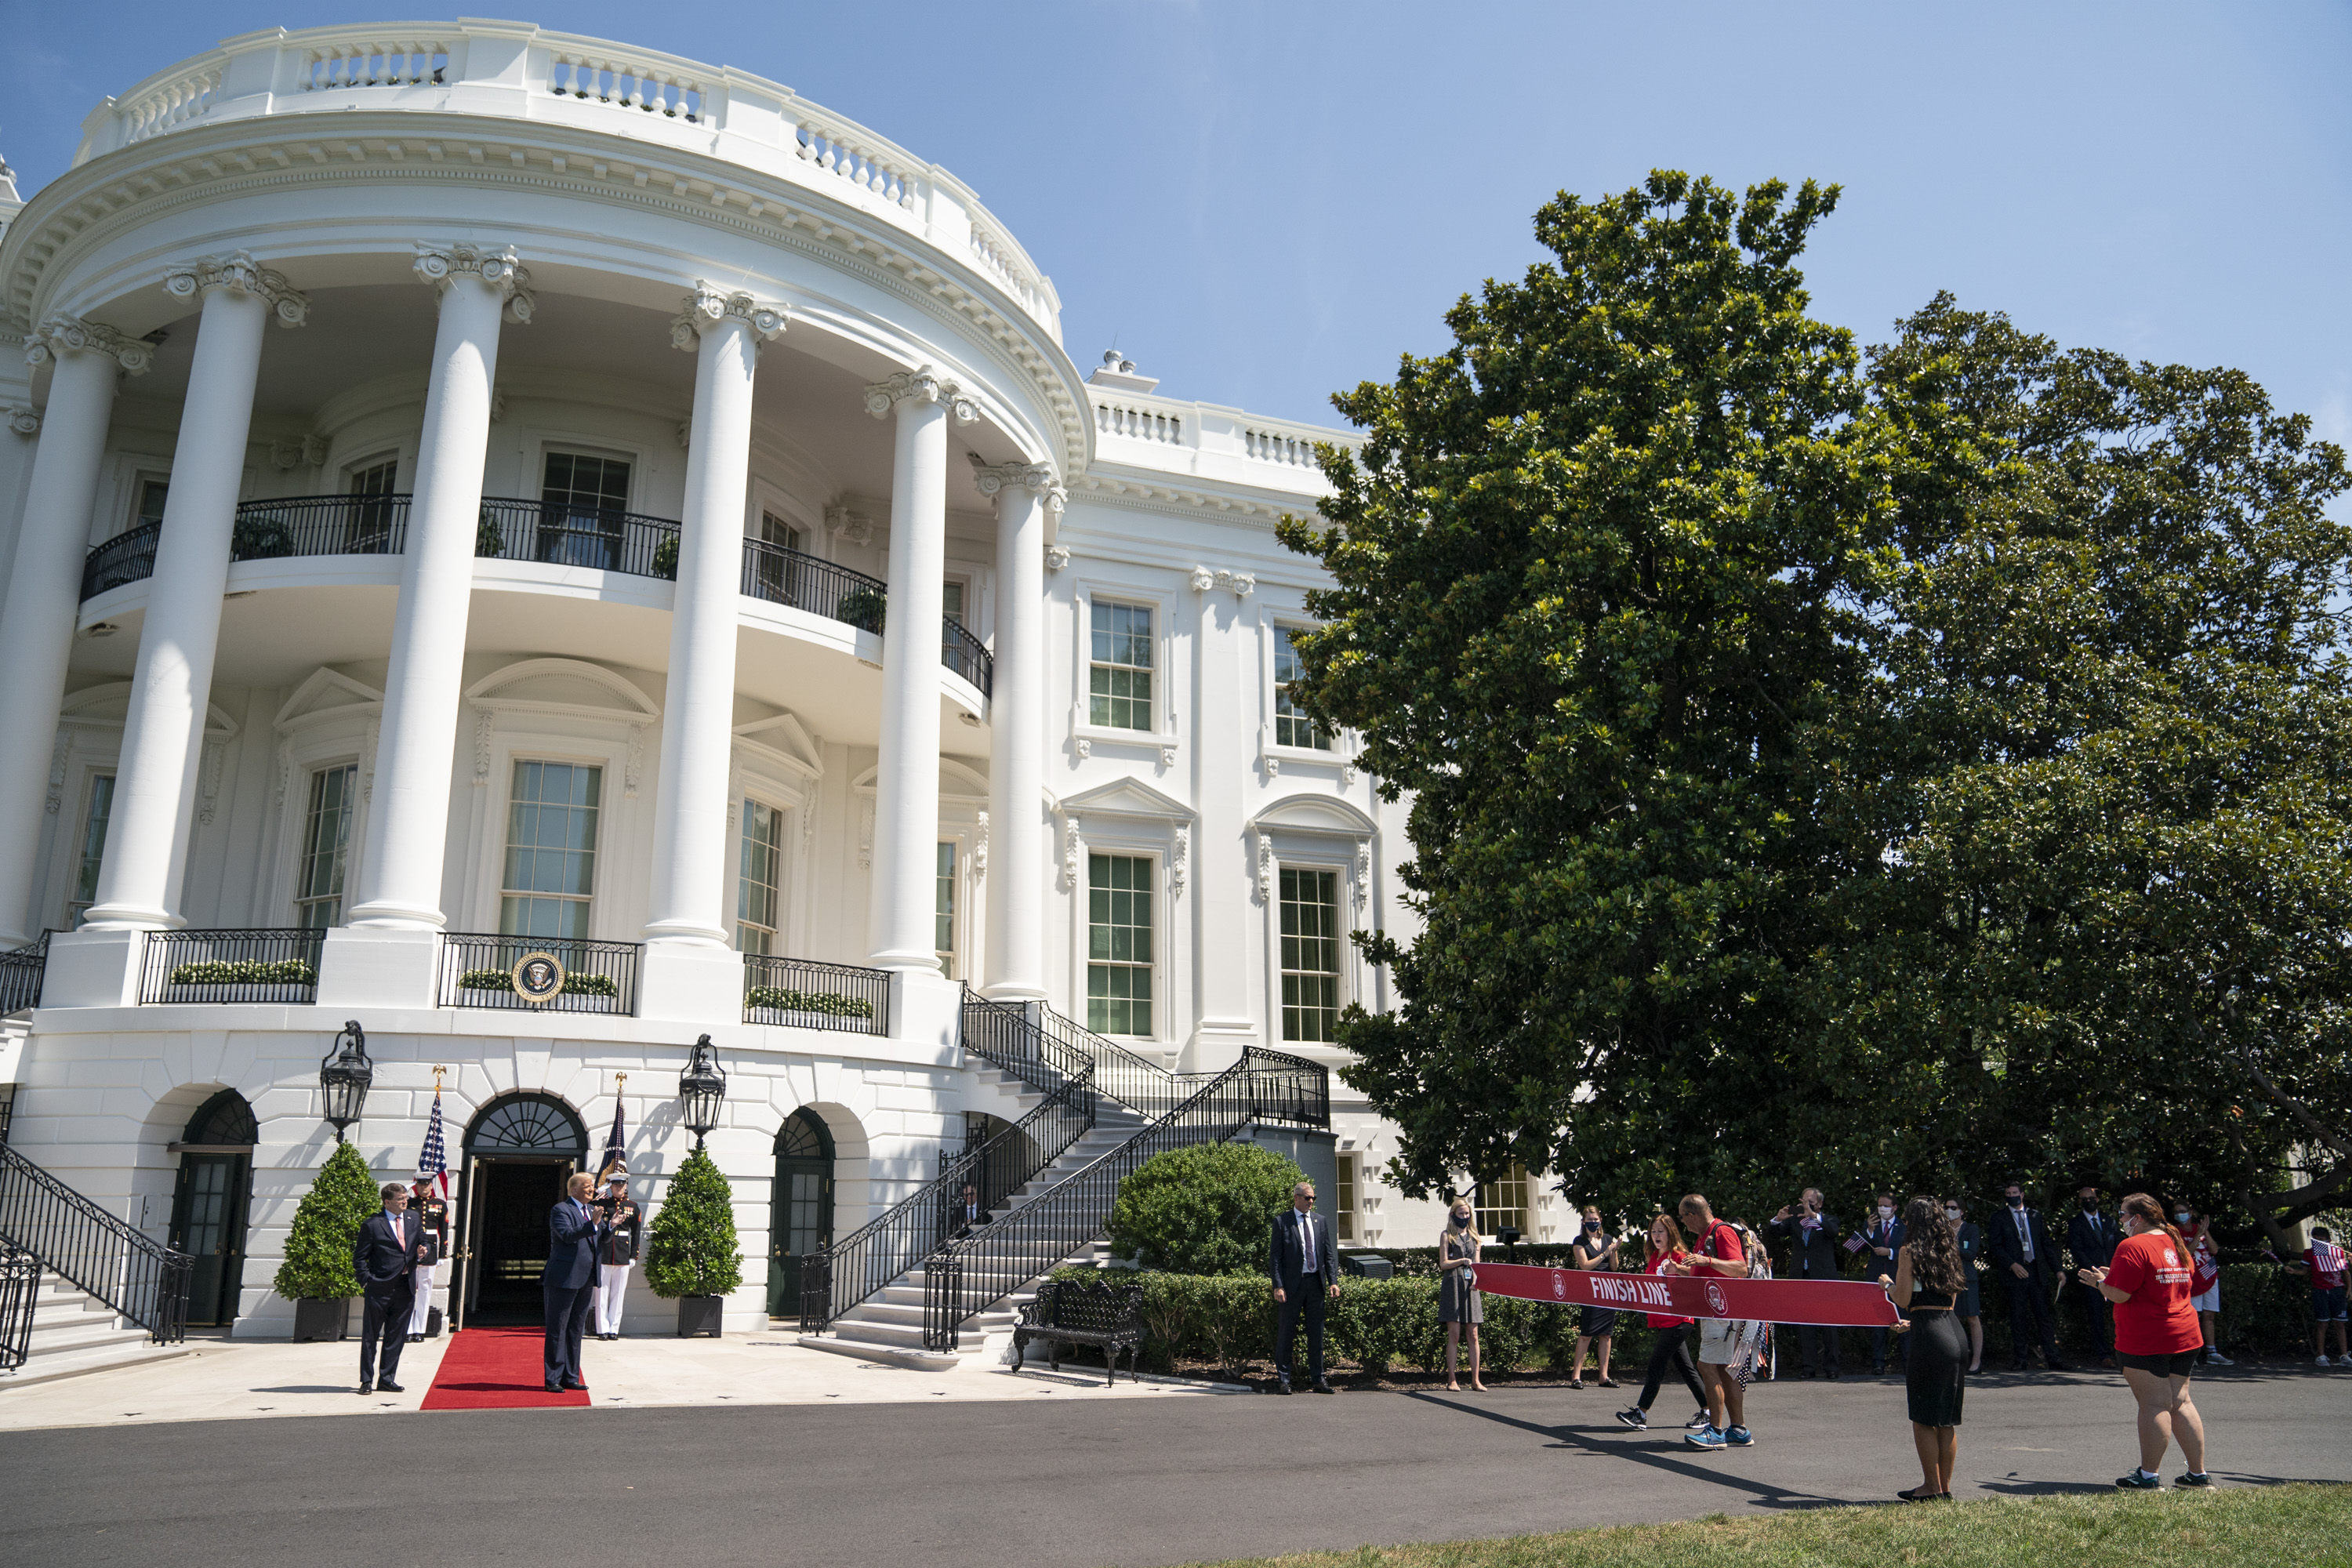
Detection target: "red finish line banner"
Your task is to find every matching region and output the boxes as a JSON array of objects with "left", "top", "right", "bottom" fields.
[{"left": 1468, "top": 1261, "right": 1901, "bottom": 1328}]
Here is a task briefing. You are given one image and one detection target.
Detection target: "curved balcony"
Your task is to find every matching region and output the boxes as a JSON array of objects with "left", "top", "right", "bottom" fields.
[{"left": 79, "top": 495, "right": 991, "bottom": 695}]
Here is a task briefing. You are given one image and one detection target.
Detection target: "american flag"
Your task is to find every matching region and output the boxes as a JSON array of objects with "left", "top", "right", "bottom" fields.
[
  {"left": 2316, "top": 1240, "right": 2347, "bottom": 1285},
  {"left": 597, "top": 1094, "right": 626, "bottom": 1182},
  {"left": 417, "top": 1085, "right": 448, "bottom": 1201}
]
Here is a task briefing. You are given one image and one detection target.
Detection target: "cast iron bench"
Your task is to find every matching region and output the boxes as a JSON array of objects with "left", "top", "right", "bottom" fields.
[{"left": 1011, "top": 1279, "right": 1145, "bottom": 1385}]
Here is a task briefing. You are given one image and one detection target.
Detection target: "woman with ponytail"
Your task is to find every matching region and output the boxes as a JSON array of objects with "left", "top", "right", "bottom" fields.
[{"left": 2078, "top": 1192, "right": 2211, "bottom": 1490}]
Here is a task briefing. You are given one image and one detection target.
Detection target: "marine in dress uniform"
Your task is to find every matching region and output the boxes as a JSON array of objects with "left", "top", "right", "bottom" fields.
[
  {"left": 592, "top": 1171, "right": 643, "bottom": 1340},
  {"left": 407, "top": 1177, "right": 451, "bottom": 1341}
]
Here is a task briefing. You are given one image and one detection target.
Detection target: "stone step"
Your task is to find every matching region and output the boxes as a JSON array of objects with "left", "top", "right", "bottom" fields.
[
  {"left": 793, "top": 1332, "right": 959, "bottom": 1372},
  {"left": 25, "top": 1316, "right": 147, "bottom": 1357}
]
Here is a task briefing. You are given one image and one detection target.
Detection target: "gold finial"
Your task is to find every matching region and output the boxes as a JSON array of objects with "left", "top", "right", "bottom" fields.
[
  {"left": 615, "top": 1071, "right": 627, "bottom": 1093},
  {"left": 430, "top": 1064, "right": 446, "bottom": 1089}
]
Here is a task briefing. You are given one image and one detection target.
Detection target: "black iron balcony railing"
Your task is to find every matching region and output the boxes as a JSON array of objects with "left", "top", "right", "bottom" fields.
[
  {"left": 475, "top": 495, "right": 678, "bottom": 578},
  {"left": 0, "top": 1142, "right": 191, "bottom": 1352},
  {"left": 740, "top": 535, "right": 886, "bottom": 630},
  {"left": 140, "top": 928, "right": 324, "bottom": 1005},
  {"left": 742, "top": 954, "right": 891, "bottom": 1034},
  {"left": 438, "top": 933, "right": 641, "bottom": 1015},
  {"left": 81, "top": 495, "right": 414, "bottom": 600},
  {"left": 0, "top": 931, "right": 50, "bottom": 1015},
  {"left": 942, "top": 618, "right": 992, "bottom": 698}
]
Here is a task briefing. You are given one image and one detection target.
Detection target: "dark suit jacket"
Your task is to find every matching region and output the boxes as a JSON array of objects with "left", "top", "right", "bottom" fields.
[
  {"left": 1986, "top": 1207, "right": 2057, "bottom": 1277},
  {"left": 543, "top": 1198, "right": 604, "bottom": 1290},
  {"left": 353, "top": 1210, "right": 419, "bottom": 1292},
  {"left": 1862, "top": 1216, "right": 1907, "bottom": 1281},
  {"left": 1769, "top": 1211, "right": 1843, "bottom": 1279},
  {"left": 1268, "top": 1207, "right": 1338, "bottom": 1294},
  {"left": 2067, "top": 1208, "right": 2118, "bottom": 1272}
]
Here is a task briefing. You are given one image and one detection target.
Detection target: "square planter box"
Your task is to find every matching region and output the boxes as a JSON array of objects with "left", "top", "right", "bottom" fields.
[
  {"left": 292, "top": 1297, "right": 349, "bottom": 1341},
  {"left": 677, "top": 1294, "right": 724, "bottom": 1338}
]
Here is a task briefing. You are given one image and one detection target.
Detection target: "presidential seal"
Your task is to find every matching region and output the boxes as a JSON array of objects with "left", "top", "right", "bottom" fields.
[
  {"left": 511, "top": 951, "right": 567, "bottom": 1004},
  {"left": 1704, "top": 1279, "right": 1730, "bottom": 1316}
]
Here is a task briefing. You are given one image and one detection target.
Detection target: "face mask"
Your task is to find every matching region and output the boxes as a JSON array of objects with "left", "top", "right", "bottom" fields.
[
  {"left": 2082, "top": 1200, "right": 2098, "bottom": 1210},
  {"left": 1452, "top": 1214, "right": 1469, "bottom": 1229},
  {"left": 2006, "top": 1195, "right": 2024, "bottom": 1207},
  {"left": 1944, "top": 1208, "right": 1961, "bottom": 1223},
  {"left": 1584, "top": 1221, "right": 1601, "bottom": 1233},
  {"left": 1878, "top": 1206, "right": 1893, "bottom": 1220},
  {"left": 2175, "top": 1212, "right": 2191, "bottom": 1225}
]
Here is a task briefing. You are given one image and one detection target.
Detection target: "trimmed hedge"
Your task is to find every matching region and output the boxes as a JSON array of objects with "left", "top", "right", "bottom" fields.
[
  {"left": 1108, "top": 1143, "right": 1305, "bottom": 1275},
  {"left": 169, "top": 957, "right": 317, "bottom": 986},
  {"left": 743, "top": 986, "right": 875, "bottom": 1019},
  {"left": 272, "top": 1141, "right": 379, "bottom": 1301},
  {"left": 458, "top": 967, "right": 619, "bottom": 997}
]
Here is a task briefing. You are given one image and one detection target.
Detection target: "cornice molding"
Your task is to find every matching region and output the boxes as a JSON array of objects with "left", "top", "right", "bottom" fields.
[
  {"left": 1067, "top": 470, "right": 1327, "bottom": 532},
  {"left": 1, "top": 114, "right": 1087, "bottom": 474},
  {"left": 669, "top": 281, "right": 787, "bottom": 352},
  {"left": 865, "top": 366, "right": 978, "bottom": 425},
  {"left": 25, "top": 314, "right": 153, "bottom": 375},
  {"left": 412, "top": 242, "right": 535, "bottom": 324},
  {"left": 163, "top": 249, "right": 311, "bottom": 326},
  {"left": 971, "top": 459, "right": 1065, "bottom": 518}
]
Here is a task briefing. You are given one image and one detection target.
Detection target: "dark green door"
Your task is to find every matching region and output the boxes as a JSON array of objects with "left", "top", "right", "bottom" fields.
[
  {"left": 768, "top": 1110, "right": 835, "bottom": 1318},
  {"left": 169, "top": 1152, "right": 251, "bottom": 1326}
]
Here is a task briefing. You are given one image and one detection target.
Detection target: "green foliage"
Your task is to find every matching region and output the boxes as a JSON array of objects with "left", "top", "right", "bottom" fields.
[
  {"left": 644, "top": 1146, "right": 742, "bottom": 1298},
  {"left": 743, "top": 986, "right": 875, "bottom": 1019},
  {"left": 1107, "top": 1143, "right": 1305, "bottom": 1275},
  {"left": 271, "top": 1141, "right": 380, "bottom": 1301},
  {"left": 170, "top": 958, "right": 317, "bottom": 987},
  {"left": 652, "top": 532, "right": 680, "bottom": 579},
  {"left": 456, "top": 967, "right": 618, "bottom": 997},
  {"left": 476, "top": 508, "right": 506, "bottom": 558},
  {"left": 230, "top": 513, "right": 299, "bottom": 559},
  {"left": 839, "top": 586, "right": 886, "bottom": 633}
]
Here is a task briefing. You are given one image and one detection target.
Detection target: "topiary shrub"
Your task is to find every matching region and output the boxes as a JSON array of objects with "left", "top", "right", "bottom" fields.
[
  {"left": 1107, "top": 1142, "right": 1305, "bottom": 1276},
  {"left": 644, "top": 1146, "right": 743, "bottom": 1298},
  {"left": 272, "top": 1141, "right": 380, "bottom": 1301}
]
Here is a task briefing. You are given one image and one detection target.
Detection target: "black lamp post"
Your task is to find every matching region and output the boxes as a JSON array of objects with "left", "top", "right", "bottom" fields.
[
  {"left": 319, "top": 1020, "right": 374, "bottom": 1142},
  {"left": 678, "top": 1033, "right": 726, "bottom": 1149}
]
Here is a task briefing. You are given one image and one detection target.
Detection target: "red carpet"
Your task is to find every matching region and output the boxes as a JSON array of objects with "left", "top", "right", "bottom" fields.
[{"left": 419, "top": 1327, "right": 591, "bottom": 1410}]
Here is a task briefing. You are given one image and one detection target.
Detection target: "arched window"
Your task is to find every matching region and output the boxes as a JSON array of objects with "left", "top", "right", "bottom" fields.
[
  {"left": 463, "top": 1091, "right": 588, "bottom": 1157},
  {"left": 182, "top": 1088, "right": 257, "bottom": 1146},
  {"left": 775, "top": 1108, "right": 833, "bottom": 1160}
]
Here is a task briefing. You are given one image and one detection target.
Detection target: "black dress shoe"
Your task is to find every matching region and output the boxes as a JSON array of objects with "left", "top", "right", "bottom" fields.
[
  {"left": 544, "top": 1383, "right": 565, "bottom": 1393},
  {"left": 377, "top": 1380, "right": 405, "bottom": 1393},
  {"left": 563, "top": 1379, "right": 588, "bottom": 1392},
  {"left": 357, "top": 1384, "right": 372, "bottom": 1396},
  {"left": 1276, "top": 1382, "right": 1294, "bottom": 1395},
  {"left": 1312, "top": 1381, "right": 1335, "bottom": 1395}
]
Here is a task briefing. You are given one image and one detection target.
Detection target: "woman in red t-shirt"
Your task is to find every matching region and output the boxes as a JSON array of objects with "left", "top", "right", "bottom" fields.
[
  {"left": 2076, "top": 1192, "right": 2210, "bottom": 1490},
  {"left": 1611, "top": 1214, "right": 1709, "bottom": 1432}
]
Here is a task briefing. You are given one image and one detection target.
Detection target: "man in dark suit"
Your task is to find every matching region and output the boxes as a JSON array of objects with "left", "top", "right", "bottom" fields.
[
  {"left": 1768, "top": 1187, "right": 1843, "bottom": 1378},
  {"left": 2066, "top": 1185, "right": 2120, "bottom": 1367},
  {"left": 543, "top": 1171, "right": 604, "bottom": 1392},
  {"left": 1860, "top": 1192, "right": 1907, "bottom": 1373},
  {"left": 1985, "top": 1181, "right": 2071, "bottom": 1371},
  {"left": 947, "top": 1181, "right": 992, "bottom": 1238},
  {"left": 353, "top": 1181, "right": 422, "bottom": 1395},
  {"left": 1268, "top": 1180, "right": 1341, "bottom": 1394}
]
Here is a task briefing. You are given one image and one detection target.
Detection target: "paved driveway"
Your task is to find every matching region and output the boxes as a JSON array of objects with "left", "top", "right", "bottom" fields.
[{"left": 2, "top": 1365, "right": 2343, "bottom": 1567}]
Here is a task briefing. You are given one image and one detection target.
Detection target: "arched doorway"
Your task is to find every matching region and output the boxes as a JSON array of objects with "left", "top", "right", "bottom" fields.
[
  {"left": 456, "top": 1091, "right": 587, "bottom": 1327},
  {"left": 169, "top": 1089, "right": 256, "bottom": 1327},
  {"left": 768, "top": 1109, "right": 835, "bottom": 1319}
]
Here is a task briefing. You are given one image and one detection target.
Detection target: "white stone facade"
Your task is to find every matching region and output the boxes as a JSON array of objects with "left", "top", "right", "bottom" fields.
[{"left": 0, "top": 23, "right": 1465, "bottom": 1339}]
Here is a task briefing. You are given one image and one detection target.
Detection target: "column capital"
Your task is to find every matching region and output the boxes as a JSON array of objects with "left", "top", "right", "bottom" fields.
[
  {"left": 971, "top": 461, "right": 1065, "bottom": 517},
  {"left": 6, "top": 405, "right": 39, "bottom": 437},
  {"left": 669, "top": 281, "right": 787, "bottom": 351},
  {"left": 25, "top": 315, "right": 154, "bottom": 375},
  {"left": 412, "top": 242, "right": 536, "bottom": 324},
  {"left": 163, "top": 251, "right": 311, "bottom": 327},
  {"left": 865, "top": 365, "right": 978, "bottom": 425}
]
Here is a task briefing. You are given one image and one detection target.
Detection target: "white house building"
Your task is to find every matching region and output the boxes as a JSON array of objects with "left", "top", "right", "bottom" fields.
[{"left": 0, "top": 22, "right": 1557, "bottom": 1365}]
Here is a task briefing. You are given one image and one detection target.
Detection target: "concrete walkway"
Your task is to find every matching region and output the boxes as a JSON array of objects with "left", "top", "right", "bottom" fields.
[{"left": 0, "top": 1328, "right": 1236, "bottom": 1430}]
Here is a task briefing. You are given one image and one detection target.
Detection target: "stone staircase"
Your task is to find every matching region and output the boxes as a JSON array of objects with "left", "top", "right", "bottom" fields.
[
  {"left": 0, "top": 1272, "right": 194, "bottom": 1390},
  {"left": 793, "top": 1079, "right": 1145, "bottom": 1371}
]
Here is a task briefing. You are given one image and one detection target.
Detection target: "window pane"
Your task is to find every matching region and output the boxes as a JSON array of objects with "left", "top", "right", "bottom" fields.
[
  {"left": 1087, "top": 602, "right": 1154, "bottom": 731},
  {"left": 1474, "top": 1165, "right": 1530, "bottom": 1237},
  {"left": 1279, "top": 867, "right": 1342, "bottom": 1043},
  {"left": 69, "top": 774, "right": 115, "bottom": 924},
  {"left": 501, "top": 760, "right": 601, "bottom": 939},
  {"left": 1274, "top": 626, "right": 1330, "bottom": 750},
  {"left": 737, "top": 799, "right": 782, "bottom": 953},
  {"left": 935, "top": 840, "right": 956, "bottom": 978},
  {"left": 1086, "top": 852, "right": 1154, "bottom": 1036},
  {"left": 135, "top": 480, "right": 169, "bottom": 529},
  {"left": 295, "top": 764, "right": 358, "bottom": 927}
]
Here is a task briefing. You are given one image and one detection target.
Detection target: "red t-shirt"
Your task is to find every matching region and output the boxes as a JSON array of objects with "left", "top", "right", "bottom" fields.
[
  {"left": 2307, "top": 1244, "right": 2347, "bottom": 1289},
  {"left": 1699, "top": 1221, "right": 1745, "bottom": 1272},
  {"left": 2105, "top": 1231, "right": 2201, "bottom": 1355},
  {"left": 1644, "top": 1250, "right": 1693, "bottom": 1328}
]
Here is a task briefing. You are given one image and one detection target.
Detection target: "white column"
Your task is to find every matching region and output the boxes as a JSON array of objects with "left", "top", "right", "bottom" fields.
[
  {"left": 0, "top": 320, "right": 149, "bottom": 946},
  {"left": 973, "top": 463, "right": 1058, "bottom": 1001},
  {"left": 865, "top": 368, "right": 975, "bottom": 973},
  {"left": 83, "top": 255, "right": 308, "bottom": 930},
  {"left": 644, "top": 285, "right": 785, "bottom": 947},
  {"left": 346, "top": 245, "right": 532, "bottom": 930}
]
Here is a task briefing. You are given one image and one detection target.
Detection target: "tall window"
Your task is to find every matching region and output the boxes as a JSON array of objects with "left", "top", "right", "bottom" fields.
[
  {"left": 499, "top": 761, "right": 601, "bottom": 941},
  {"left": 67, "top": 773, "right": 115, "bottom": 927},
  {"left": 348, "top": 456, "right": 398, "bottom": 551},
  {"left": 1087, "top": 853, "right": 1153, "bottom": 1036},
  {"left": 130, "top": 477, "right": 169, "bottom": 532},
  {"left": 1273, "top": 626, "right": 1330, "bottom": 750},
  {"left": 1474, "top": 1165, "right": 1530, "bottom": 1238},
  {"left": 737, "top": 799, "right": 783, "bottom": 954},
  {"left": 1334, "top": 1153, "right": 1360, "bottom": 1243},
  {"left": 539, "top": 452, "right": 631, "bottom": 569},
  {"left": 293, "top": 764, "right": 358, "bottom": 927},
  {"left": 1279, "top": 867, "right": 1342, "bottom": 1043},
  {"left": 750, "top": 510, "right": 804, "bottom": 601},
  {"left": 1088, "top": 602, "right": 1153, "bottom": 731},
  {"left": 942, "top": 580, "right": 967, "bottom": 625},
  {"left": 936, "top": 841, "right": 957, "bottom": 978}
]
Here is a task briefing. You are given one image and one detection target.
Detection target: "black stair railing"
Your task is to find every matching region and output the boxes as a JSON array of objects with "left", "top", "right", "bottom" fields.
[
  {"left": 922, "top": 1044, "right": 1327, "bottom": 1352},
  {"left": 0, "top": 1241, "right": 39, "bottom": 1371},
  {"left": 0, "top": 931, "right": 51, "bottom": 1015},
  {"left": 800, "top": 1044, "right": 1097, "bottom": 1334},
  {"left": 0, "top": 1143, "right": 191, "bottom": 1348}
]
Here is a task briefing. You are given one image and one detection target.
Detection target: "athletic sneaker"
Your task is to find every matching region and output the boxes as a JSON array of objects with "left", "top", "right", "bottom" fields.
[
  {"left": 2115, "top": 1470, "right": 2161, "bottom": 1490},
  {"left": 1685, "top": 1425, "right": 1727, "bottom": 1451},
  {"left": 2176, "top": 1472, "right": 2214, "bottom": 1488},
  {"left": 2206, "top": 1350, "right": 2234, "bottom": 1367},
  {"left": 1724, "top": 1425, "right": 1755, "bottom": 1447},
  {"left": 1613, "top": 1407, "right": 1648, "bottom": 1430},
  {"left": 2318, "top": 1355, "right": 2335, "bottom": 1367},
  {"left": 1685, "top": 1409, "right": 1714, "bottom": 1431}
]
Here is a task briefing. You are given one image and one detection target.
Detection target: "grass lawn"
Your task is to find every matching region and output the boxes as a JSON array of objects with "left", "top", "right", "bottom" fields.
[{"left": 1185, "top": 1485, "right": 2352, "bottom": 1568}]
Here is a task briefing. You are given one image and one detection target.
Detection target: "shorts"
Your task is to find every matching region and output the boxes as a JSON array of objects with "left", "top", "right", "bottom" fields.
[
  {"left": 1697, "top": 1317, "right": 1748, "bottom": 1364},
  {"left": 1581, "top": 1305, "right": 1620, "bottom": 1337},
  {"left": 2189, "top": 1284, "right": 2220, "bottom": 1314},
  {"left": 2118, "top": 1349, "right": 2199, "bottom": 1377},
  {"left": 2317, "top": 1286, "right": 2349, "bottom": 1323}
]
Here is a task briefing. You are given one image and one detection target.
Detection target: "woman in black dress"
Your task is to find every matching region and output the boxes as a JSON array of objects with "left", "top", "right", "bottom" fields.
[
  {"left": 1566, "top": 1205, "right": 1621, "bottom": 1389},
  {"left": 1945, "top": 1196, "right": 1984, "bottom": 1373},
  {"left": 1893, "top": 1196, "right": 1970, "bottom": 1501}
]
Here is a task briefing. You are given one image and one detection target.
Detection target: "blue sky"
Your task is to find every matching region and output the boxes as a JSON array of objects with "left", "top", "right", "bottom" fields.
[{"left": 8, "top": 3, "right": 2349, "bottom": 476}]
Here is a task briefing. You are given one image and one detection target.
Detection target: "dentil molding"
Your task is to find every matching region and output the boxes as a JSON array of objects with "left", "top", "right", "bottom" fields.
[
  {"left": 412, "top": 242, "right": 537, "bottom": 324},
  {"left": 25, "top": 315, "right": 154, "bottom": 376},
  {"left": 163, "top": 250, "right": 311, "bottom": 327},
  {"left": 668, "top": 281, "right": 788, "bottom": 351}
]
